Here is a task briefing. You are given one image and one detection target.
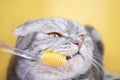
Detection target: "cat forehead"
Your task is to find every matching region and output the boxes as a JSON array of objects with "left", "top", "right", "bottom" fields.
[{"left": 14, "top": 18, "right": 87, "bottom": 36}]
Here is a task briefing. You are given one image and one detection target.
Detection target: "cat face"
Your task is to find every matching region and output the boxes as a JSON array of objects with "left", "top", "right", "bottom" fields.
[{"left": 15, "top": 18, "right": 94, "bottom": 80}]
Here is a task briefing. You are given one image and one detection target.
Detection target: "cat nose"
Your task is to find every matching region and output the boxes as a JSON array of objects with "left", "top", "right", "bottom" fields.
[{"left": 74, "top": 41, "right": 82, "bottom": 47}]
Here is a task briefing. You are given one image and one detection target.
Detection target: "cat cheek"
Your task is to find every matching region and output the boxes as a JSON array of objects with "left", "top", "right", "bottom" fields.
[
  {"left": 79, "top": 45, "right": 90, "bottom": 54},
  {"left": 53, "top": 44, "right": 79, "bottom": 55}
]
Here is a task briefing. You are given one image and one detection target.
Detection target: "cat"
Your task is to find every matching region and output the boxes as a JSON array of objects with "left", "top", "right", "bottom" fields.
[{"left": 5, "top": 18, "right": 120, "bottom": 80}]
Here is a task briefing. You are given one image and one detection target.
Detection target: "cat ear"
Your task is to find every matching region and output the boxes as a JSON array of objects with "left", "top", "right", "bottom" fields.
[
  {"left": 16, "top": 32, "right": 37, "bottom": 49},
  {"left": 13, "top": 20, "right": 35, "bottom": 36},
  {"left": 84, "top": 25, "right": 104, "bottom": 55}
]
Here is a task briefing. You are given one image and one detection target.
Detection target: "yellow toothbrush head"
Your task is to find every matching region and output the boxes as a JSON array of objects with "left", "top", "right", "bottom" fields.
[{"left": 41, "top": 51, "right": 67, "bottom": 66}]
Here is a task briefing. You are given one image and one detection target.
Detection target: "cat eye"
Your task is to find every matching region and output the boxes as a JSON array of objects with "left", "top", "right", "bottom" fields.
[
  {"left": 80, "top": 34, "right": 84, "bottom": 41},
  {"left": 47, "top": 32, "right": 63, "bottom": 37}
]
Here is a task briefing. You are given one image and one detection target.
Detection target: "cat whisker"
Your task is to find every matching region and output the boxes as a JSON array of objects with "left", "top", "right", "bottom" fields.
[
  {"left": 84, "top": 48, "right": 104, "bottom": 70},
  {"left": 91, "top": 57, "right": 104, "bottom": 71},
  {"left": 91, "top": 58, "right": 104, "bottom": 78},
  {"left": 93, "top": 55, "right": 103, "bottom": 61},
  {"left": 91, "top": 60, "right": 104, "bottom": 78},
  {"left": 80, "top": 48, "right": 104, "bottom": 78},
  {"left": 84, "top": 52, "right": 104, "bottom": 78},
  {"left": 85, "top": 52, "right": 104, "bottom": 70},
  {"left": 22, "top": 65, "right": 32, "bottom": 79},
  {"left": 93, "top": 54, "right": 102, "bottom": 58}
]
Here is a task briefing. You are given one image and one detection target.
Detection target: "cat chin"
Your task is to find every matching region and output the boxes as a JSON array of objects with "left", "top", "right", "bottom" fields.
[{"left": 19, "top": 56, "right": 90, "bottom": 80}]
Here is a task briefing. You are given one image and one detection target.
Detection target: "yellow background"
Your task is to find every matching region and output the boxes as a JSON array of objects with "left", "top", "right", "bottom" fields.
[{"left": 0, "top": 0, "right": 120, "bottom": 80}]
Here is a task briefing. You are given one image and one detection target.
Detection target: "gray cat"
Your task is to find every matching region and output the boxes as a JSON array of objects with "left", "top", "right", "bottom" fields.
[{"left": 4, "top": 18, "right": 119, "bottom": 80}]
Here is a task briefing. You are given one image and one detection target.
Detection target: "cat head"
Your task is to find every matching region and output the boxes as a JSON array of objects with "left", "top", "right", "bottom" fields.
[{"left": 14, "top": 18, "right": 94, "bottom": 80}]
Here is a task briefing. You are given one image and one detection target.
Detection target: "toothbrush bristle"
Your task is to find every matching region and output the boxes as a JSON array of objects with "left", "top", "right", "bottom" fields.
[{"left": 41, "top": 51, "right": 67, "bottom": 66}]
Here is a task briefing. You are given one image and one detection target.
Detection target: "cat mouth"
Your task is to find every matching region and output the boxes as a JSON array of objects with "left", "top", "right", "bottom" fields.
[
  {"left": 39, "top": 50, "right": 81, "bottom": 67},
  {"left": 66, "top": 52, "right": 80, "bottom": 60}
]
